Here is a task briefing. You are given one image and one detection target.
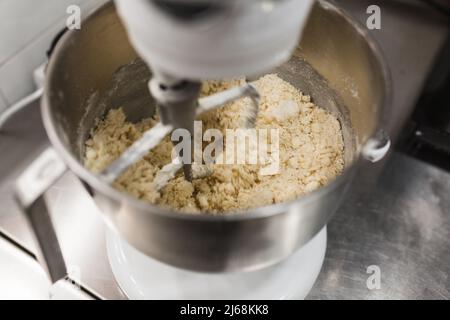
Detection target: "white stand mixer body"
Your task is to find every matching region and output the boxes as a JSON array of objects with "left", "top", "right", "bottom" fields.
[
  {"left": 115, "top": 0, "right": 315, "bottom": 80},
  {"left": 106, "top": 227, "right": 327, "bottom": 300},
  {"left": 110, "top": 3, "right": 324, "bottom": 297}
]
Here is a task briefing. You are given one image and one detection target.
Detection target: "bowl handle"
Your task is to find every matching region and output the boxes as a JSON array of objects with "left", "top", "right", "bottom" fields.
[
  {"left": 362, "top": 129, "right": 391, "bottom": 163},
  {"left": 14, "top": 147, "right": 68, "bottom": 284}
]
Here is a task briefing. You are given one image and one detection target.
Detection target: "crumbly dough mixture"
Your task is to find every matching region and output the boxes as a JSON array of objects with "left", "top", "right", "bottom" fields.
[{"left": 84, "top": 74, "right": 344, "bottom": 214}]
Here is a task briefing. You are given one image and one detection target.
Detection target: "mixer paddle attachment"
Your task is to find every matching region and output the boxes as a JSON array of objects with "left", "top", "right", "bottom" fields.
[
  {"left": 100, "top": 122, "right": 173, "bottom": 185},
  {"left": 99, "top": 83, "right": 260, "bottom": 190}
]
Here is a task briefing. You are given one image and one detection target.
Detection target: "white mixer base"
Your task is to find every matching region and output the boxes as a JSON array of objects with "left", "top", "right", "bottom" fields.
[{"left": 106, "top": 227, "right": 326, "bottom": 300}]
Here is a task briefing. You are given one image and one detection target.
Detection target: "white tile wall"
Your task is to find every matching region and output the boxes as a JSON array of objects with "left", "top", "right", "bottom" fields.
[
  {"left": 0, "top": 0, "right": 80, "bottom": 63},
  {"left": 0, "top": 0, "right": 104, "bottom": 107}
]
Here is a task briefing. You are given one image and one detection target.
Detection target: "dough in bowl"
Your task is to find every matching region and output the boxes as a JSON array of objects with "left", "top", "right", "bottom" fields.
[{"left": 84, "top": 74, "right": 344, "bottom": 214}]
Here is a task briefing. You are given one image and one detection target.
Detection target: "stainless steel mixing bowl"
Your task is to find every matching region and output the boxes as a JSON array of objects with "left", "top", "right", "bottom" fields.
[{"left": 16, "top": 0, "right": 391, "bottom": 280}]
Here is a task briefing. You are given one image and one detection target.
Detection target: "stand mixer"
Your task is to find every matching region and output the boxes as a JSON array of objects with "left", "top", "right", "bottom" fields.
[
  {"left": 104, "top": 0, "right": 315, "bottom": 186},
  {"left": 13, "top": 0, "right": 391, "bottom": 299},
  {"left": 103, "top": 0, "right": 321, "bottom": 299}
]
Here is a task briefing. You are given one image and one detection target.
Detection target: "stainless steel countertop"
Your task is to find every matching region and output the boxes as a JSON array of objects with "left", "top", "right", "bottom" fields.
[
  {"left": 0, "top": 0, "right": 448, "bottom": 299},
  {"left": 309, "top": 153, "right": 450, "bottom": 299}
]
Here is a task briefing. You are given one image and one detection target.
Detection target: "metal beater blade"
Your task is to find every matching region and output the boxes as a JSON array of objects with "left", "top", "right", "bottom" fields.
[
  {"left": 99, "top": 82, "right": 260, "bottom": 190},
  {"left": 100, "top": 122, "right": 173, "bottom": 184}
]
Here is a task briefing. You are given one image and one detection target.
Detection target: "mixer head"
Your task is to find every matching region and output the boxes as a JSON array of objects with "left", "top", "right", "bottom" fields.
[{"left": 115, "top": 0, "right": 314, "bottom": 79}]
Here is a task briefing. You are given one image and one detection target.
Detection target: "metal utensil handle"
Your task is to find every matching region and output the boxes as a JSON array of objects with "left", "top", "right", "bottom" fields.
[
  {"left": 15, "top": 147, "right": 68, "bottom": 283},
  {"left": 0, "top": 88, "right": 44, "bottom": 130}
]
